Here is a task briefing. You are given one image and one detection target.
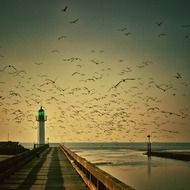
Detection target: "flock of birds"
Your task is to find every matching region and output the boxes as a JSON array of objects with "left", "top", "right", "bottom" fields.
[
  {"left": 118, "top": 19, "right": 190, "bottom": 39},
  {"left": 0, "top": 4, "right": 189, "bottom": 142}
]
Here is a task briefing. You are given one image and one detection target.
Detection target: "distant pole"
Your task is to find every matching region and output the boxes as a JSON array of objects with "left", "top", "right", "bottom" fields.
[
  {"left": 147, "top": 135, "right": 151, "bottom": 156},
  {"left": 8, "top": 132, "right": 9, "bottom": 141}
]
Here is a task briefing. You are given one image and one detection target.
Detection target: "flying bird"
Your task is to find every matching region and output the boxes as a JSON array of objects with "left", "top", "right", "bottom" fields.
[
  {"left": 83, "top": 87, "right": 94, "bottom": 94},
  {"left": 61, "top": 6, "right": 68, "bottom": 12},
  {"left": 124, "top": 32, "right": 131, "bottom": 36},
  {"left": 12, "top": 70, "right": 26, "bottom": 77},
  {"left": 0, "top": 65, "right": 17, "bottom": 72},
  {"left": 72, "top": 72, "right": 81, "bottom": 76},
  {"left": 40, "top": 77, "right": 58, "bottom": 87},
  {"left": 91, "top": 59, "right": 104, "bottom": 65},
  {"left": 70, "top": 19, "right": 79, "bottom": 24},
  {"left": 147, "top": 107, "right": 160, "bottom": 112},
  {"left": 155, "top": 20, "right": 165, "bottom": 26},
  {"left": 161, "top": 110, "right": 181, "bottom": 117},
  {"left": 34, "top": 62, "right": 43, "bottom": 65},
  {"left": 148, "top": 81, "right": 172, "bottom": 92},
  {"left": 63, "top": 57, "right": 81, "bottom": 62},
  {"left": 109, "top": 78, "right": 135, "bottom": 91},
  {"left": 9, "top": 91, "right": 21, "bottom": 97},
  {"left": 175, "top": 73, "right": 182, "bottom": 79},
  {"left": 137, "top": 61, "right": 151, "bottom": 68},
  {"left": 58, "top": 35, "right": 67, "bottom": 40},
  {"left": 51, "top": 49, "right": 60, "bottom": 54}
]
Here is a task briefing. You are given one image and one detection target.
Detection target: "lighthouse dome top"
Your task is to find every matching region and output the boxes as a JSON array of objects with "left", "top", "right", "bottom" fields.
[{"left": 39, "top": 106, "right": 44, "bottom": 112}]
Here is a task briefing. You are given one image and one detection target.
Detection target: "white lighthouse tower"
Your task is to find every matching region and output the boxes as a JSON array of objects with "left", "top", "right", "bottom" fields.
[{"left": 36, "top": 106, "right": 47, "bottom": 145}]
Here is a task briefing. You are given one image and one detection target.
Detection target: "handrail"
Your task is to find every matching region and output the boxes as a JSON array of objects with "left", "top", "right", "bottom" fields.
[
  {"left": 0, "top": 144, "right": 49, "bottom": 182},
  {"left": 60, "top": 144, "right": 135, "bottom": 190}
]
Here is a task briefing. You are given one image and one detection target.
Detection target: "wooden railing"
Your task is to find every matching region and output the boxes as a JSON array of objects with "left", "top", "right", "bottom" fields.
[
  {"left": 0, "top": 144, "right": 49, "bottom": 182},
  {"left": 60, "top": 144, "right": 135, "bottom": 190}
]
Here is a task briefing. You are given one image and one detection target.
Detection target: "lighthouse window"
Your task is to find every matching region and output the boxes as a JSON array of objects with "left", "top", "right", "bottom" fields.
[
  {"left": 39, "top": 111, "right": 44, "bottom": 116},
  {"left": 39, "top": 111, "right": 44, "bottom": 119}
]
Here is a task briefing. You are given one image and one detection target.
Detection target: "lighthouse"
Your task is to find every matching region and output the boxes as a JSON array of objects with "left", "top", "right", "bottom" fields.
[{"left": 36, "top": 106, "right": 47, "bottom": 145}]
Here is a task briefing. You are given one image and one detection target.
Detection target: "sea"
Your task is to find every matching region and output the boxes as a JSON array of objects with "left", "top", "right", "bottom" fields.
[{"left": 21, "top": 142, "right": 190, "bottom": 190}]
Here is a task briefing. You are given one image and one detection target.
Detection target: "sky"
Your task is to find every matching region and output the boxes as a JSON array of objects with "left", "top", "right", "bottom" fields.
[{"left": 0, "top": 0, "right": 190, "bottom": 143}]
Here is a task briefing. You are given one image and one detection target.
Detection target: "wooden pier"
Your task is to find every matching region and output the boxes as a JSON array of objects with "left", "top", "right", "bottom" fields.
[
  {"left": 0, "top": 146, "right": 87, "bottom": 189},
  {"left": 0, "top": 145, "right": 134, "bottom": 190}
]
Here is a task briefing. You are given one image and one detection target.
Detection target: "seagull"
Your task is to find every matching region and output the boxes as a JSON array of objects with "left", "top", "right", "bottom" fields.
[
  {"left": 109, "top": 78, "right": 135, "bottom": 91},
  {"left": 40, "top": 77, "right": 58, "bottom": 87},
  {"left": 72, "top": 72, "right": 80, "bottom": 76},
  {"left": 161, "top": 110, "right": 181, "bottom": 117},
  {"left": 61, "top": 6, "right": 68, "bottom": 12},
  {"left": 175, "top": 73, "right": 182, "bottom": 79},
  {"left": 0, "top": 65, "right": 17, "bottom": 72},
  {"left": 58, "top": 35, "right": 67, "bottom": 40},
  {"left": 34, "top": 62, "right": 43, "bottom": 65},
  {"left": 124, "top": 32, "right": 131, "bottom": 36},
  {"left": 12, "top": 70, "right": 26, "bottom": 76},
  {"left": 137, "top": 60, "right": 152, "bottom": 68},
  {"left": 156, "top": 20, "right": 165, "bottom": 27},
  {"left": 63, "top": 57, "right": 81, "bottom": 62},
  {"left": 83, "top": 87, "right": 93, "bottom": 94},
  {"left": 91, "top": 59, "right": 104, "bottom": 65},
  {"left": 147, "top": 107, "right": 160, "bottom": 112},
  {"left": 161, "top": 129, "right": 179, "bottom": 134},
  {"left": 9, "top": 91, "right": 21, "bottom": 97},
  {"left": 148, "top": 81, "right": 172, "bottom": 92},
  {"left": 70, "top": 18, "right": 79, "bottom": 24},
  {"left": 51, "top": 49, "right": 60, "bottom": 54}
]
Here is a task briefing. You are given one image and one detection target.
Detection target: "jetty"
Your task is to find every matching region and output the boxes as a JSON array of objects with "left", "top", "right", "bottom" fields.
[
  {"left": 145, "top": 135, "right": 190, "bottom": 161},
  {"left": 0, "top": 144, "right": 134, "bottom": 190},
  {"left": 0, "top": 141, "right": 28, "bottom": 155},
  {"left": 148, "top": 151, "right": 190, "bottom": 161}
]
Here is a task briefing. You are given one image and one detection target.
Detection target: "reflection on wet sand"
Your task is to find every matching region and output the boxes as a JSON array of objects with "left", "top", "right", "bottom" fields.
[{"left": 147, "top": 156, "right": 151, "bottom": 177}]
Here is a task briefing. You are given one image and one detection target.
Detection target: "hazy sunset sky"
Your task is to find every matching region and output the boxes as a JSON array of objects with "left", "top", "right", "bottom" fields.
[{"left": 0, "top": 0, "right": 190, "bottom": 143}]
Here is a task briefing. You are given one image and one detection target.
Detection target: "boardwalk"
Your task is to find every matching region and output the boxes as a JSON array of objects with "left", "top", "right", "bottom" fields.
[{"left": 0, "top": 147, "right": 88, "bottom": 190}]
